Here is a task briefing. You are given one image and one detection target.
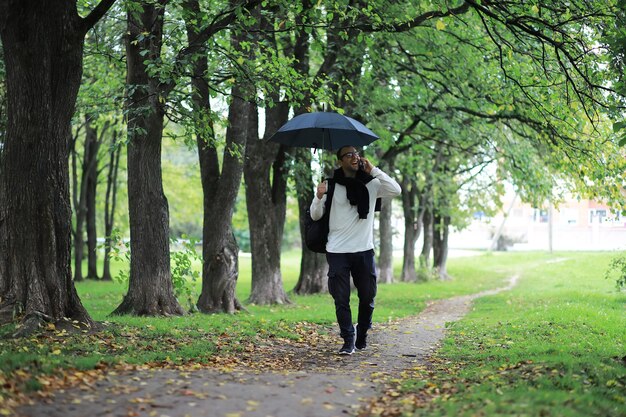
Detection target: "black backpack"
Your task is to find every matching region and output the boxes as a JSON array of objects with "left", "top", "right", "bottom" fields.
[{"left": 304, "top": 179, "right": 335, "bottom": 253}]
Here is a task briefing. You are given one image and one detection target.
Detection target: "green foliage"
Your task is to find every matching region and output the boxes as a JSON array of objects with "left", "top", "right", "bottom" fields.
[
  {"left": 102, "top": 228, "right": 131, "bottom": 285},
  {"left": 601, "top": 0, "right": 626, "bottom": 147},
  {"left": 170, "top": 236, "right": 202, "bottom": 312},
  {"left": 103, "top": 228, "right": 203, "bottom": 310},
  {"left": 605, "top": 252, "right": 626, "bottom": 291}
]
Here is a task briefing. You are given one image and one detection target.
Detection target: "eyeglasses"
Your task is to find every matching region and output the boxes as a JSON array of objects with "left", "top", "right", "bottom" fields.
[{"left": 340, "top": 151, "right": 359, "bottom": 160}]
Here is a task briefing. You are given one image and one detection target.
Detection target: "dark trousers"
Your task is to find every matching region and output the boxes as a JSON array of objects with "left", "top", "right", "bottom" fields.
[{"left": 326, "top": 250, "right": 377, "bottom": 340}]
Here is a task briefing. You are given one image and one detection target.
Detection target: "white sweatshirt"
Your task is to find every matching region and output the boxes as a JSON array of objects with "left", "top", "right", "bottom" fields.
[{"left": 310, "top": 167, "right": 401, "bottom": 253}]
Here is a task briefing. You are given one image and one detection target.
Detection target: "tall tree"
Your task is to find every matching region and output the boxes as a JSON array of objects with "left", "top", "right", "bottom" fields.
[
  {"left": 84, "top": 118, "right": 101, "bottom": 280},
  {"left": 71, "top": 116, "right": 108, "bottom": 282},
  {"left": 0, "top": 0, "right": 116, "bottom": 334},
  {"left": 243, "top": 4, "right": 297, "bottom": 305},
  {"left": 292, "top": 0, "right": 371, "bottom": 294},
  {"left": 102, "top": 131, "right": 122, "bottom": 281},
  {"left": 112, "top": 0, "right": 184, "bottom": 315},
  {"left": 76, "top": 6, "right": 127, "bottom": 282},
  {"left": 182, "top": 0, "right": 249, "bottom": 313},
  {"left": 113, "top": 0, "right": 262, "bottom": 314},
  {"left": 291, "top": 1, "right": 330, "bottom": 295}
]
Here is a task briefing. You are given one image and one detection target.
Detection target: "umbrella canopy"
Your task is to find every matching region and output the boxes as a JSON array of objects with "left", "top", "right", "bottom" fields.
[{"left": 268, "top": 112, "right": 378, "bottom": 151}]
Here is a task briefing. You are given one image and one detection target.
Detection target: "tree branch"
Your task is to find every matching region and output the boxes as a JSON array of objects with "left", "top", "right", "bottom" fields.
[
  {"left": 81, "top": 0, "right": 118, "bottom": 33},
  {"left": 357, "top": 2, "right": 473, "bottom": 32}
]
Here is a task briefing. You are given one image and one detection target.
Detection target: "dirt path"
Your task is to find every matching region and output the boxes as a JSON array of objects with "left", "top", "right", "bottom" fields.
[{"left": 18, "top": 277, "right": 518, "bottom": 417}]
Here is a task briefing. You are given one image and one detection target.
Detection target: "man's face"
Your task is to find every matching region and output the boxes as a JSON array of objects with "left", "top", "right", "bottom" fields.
[{"left": 338, "top": 146, "right": 360, "bottom": 172}]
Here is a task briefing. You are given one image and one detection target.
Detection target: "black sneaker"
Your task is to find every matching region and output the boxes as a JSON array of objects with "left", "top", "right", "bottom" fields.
[{"left": 338, "top": 338, "right": 355, "bottom": 355}]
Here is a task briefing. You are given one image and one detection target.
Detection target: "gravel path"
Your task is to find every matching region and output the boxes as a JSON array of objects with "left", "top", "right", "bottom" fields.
[{"left": 18, "top": 277, "right": 517, "bottom": 417}]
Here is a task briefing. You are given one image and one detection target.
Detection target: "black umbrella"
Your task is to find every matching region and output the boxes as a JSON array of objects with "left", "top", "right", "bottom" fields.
[{"left": 268, "top": 112, "right": 379, "bottom": 150}]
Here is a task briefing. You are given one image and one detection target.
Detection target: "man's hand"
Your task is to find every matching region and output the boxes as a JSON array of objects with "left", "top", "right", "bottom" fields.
[
  {"left": 360, "top": 157, "right": 374, "bottom": 174},
  {"left": 316, "top": 181, "right": 327, "bottom": 199}
]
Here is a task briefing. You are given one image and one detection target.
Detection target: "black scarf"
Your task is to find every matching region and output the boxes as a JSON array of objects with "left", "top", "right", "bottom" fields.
[{"left": 333, "top": 168, "right": 377, "bottom": 219}]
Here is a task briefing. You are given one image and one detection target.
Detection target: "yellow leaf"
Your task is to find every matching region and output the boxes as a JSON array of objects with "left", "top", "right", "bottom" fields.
[
  {"left": 51, "top": 349, "right": 61, "bottom": 355},
  {"left": 436, "top": 20, "right": 446, "bottom": 31},
  {"left": 225, "top": 413, "right": 241, "bottom": 417},
  {"left": 46, "top": 323, "right": 56, "bottom": 330},
  {"left": 532, "top": 5, "right": 539, "bottom": 13},
  {"left": 0, "top": 409, "right": 12, "bottom": 416}
]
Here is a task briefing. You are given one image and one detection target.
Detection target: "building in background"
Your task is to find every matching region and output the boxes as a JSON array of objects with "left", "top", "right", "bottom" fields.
[{"left": 449, "top": 193, "right": 626, "bottom": 252}]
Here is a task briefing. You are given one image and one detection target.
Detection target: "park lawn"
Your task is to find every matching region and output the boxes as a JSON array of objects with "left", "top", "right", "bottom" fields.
[
  {"left": 0, "top": 249, "right": 510, "bottom": 394},
  {"left": 0, "top": 250, "right": 623, "bottom": 417},
  {"left": 394, "top": 251, "right": 625, "bottom": 417}
]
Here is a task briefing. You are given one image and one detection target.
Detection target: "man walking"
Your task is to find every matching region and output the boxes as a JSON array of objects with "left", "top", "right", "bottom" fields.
[{"left": 310, "top": 146, "right": 401, "bottom": 355}]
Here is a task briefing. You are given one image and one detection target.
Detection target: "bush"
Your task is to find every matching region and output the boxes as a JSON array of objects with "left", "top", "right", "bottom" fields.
[{"left": 605, "top": 252, "right": 626, "bottom": 291}]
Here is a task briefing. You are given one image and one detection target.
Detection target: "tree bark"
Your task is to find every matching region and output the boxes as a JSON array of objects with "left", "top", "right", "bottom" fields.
[
  {"left": 432, "top": 211, "right": 451, "bottom": 281},
  {"left": 72, "top": 134, "right": 86, "bottom": 283},
  {"left": 0, "top": 0, "right": 115, "bottom": 333},
  {"left": 400, "top": 177, "right": 423, "bottom": 282},
  {"left": 183, "top": 0, "right": 245, "bottom": 313},
  {"left": 112, "top": 0, "right": 183, "bottom": 316},
  {"left": 0, "top": 113, "right": 6, "bottom": 298},
  {"left": 420, "top": 205, "right": 433, "bottom": 269},
  {"left": 85, "top": 120, "right": 100, "bottom": 279},
  {"left": 102, "top": 132, "right": 121, "bottom": 281},
  {"left": 377, "top": 198, "right": 394, "bottom": 284},
  {"left": 70, "top": 122, "right": 87, "bottom": 282}
]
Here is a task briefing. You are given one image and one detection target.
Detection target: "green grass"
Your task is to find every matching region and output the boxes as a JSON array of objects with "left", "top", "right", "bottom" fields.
[
  {"left": 0, "top": 250, "right": 509, "bottom": 376},
  {"left": 401, "top": 251, "right": 626, "bottom": 417},
  {"left": 1, "top": 250, "right": 623, "bottom": 417}
]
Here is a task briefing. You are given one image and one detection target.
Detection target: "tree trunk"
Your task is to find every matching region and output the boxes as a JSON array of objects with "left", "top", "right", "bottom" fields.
[
  {"left": 420, "top": 205, "right": 433, "bottom": 268},
  {"left": 377, "top": 198, "right": 394, "bottom": 284},
  {"left": 0, "top": 0, "right": 114, "bottom": 333},
  {"left": 432, "top": 212, "right": 451, "bottom": 281},
  {"left": 72, "top": 133, "right": 86, "bottom": 283},
  {"left": 244, "top": 102, "right": 290, "bottom": 305},
  {"left": 85, "top": 123, "right": 100, "bottom": 279},
  {"left": 71, "top": 123, "right": 87, "bottom": 282},
  {"left": 243, "top": 8, "right": 290, "bottom": 305},
  {"left": 74, "top": 211, "right": 86, "bottom": 282},
  {"left": 417, "top": 190, "right": 433, "bottom": 281},
  {"left": 82, "top": 116, "right": 101, "bottom": 280},
  {"left": 113, "top": 1, "right": 183, "bottom": 316},
  {"left": 0, "top": 121, "right": 6, "bottom": 297},
  {"left": 289, "top": 3, "right": 329, "bottom": 295},
  {"left": 400, "top": 178, "right": 422, "bottom": 282},
  {"left": 294, "top": 152, "right": 328, "bottom": 294},
  {"left": 183, "top": 0, "right": 245, "bottom": 313},
  {"left": 102, "top": 134, "right": 121, "bottom": 282}
]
